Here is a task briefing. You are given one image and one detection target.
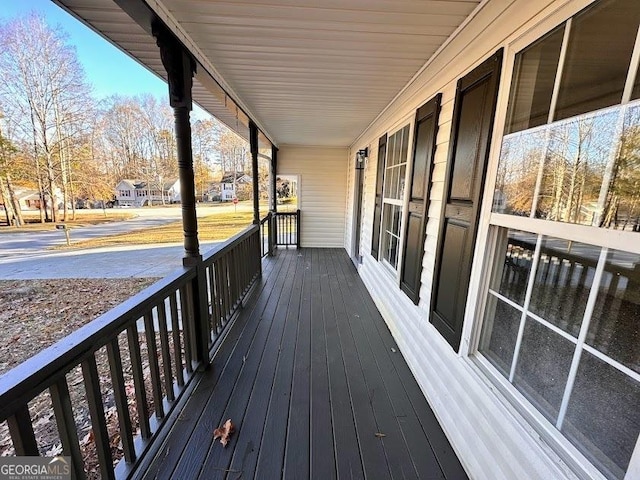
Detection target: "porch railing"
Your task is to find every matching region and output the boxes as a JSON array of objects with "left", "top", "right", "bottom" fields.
[
  {"left": 274, "top": 210, "right": 300, "bottom": 248},
  {"left": 259, "top": 212, "right": 275, "bottom": 258},
  {"left": 0, "top": 224, "right": 261, "bottom": 479}
]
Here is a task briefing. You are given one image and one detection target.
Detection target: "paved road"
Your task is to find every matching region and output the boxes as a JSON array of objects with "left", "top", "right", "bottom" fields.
[
  {"left": 0, "top": 205, "right": 237, "bottom": 259},
  {"left": 0, "top": 241, "right": 220, "bottom": 279},
  {"left": 0, "top": 204, "right": 251, "bottom": 279}
]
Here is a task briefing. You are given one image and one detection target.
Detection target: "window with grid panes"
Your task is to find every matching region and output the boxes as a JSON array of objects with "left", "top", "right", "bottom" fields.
[
  {"left": 479, "top": 1, "right": 640, "bottom": 479},
  {"left": 380, "top": 125, "right": 410, "bottom": 270}
]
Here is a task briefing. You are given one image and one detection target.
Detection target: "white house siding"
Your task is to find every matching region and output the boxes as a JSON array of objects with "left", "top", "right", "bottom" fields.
[
  {"left": 278, "top": 146, "right": 349, "bottom": 248},
  {"left": 345, "top": 0, "right": 604, "bottom": 479}
]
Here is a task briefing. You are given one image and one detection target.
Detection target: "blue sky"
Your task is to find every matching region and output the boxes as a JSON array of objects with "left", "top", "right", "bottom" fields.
[
  {"left": 1, "top": 0, "right": 172, "bottom": 101},
  {"left": 1, "top": 0, "right": 167, "bottom": 100}
]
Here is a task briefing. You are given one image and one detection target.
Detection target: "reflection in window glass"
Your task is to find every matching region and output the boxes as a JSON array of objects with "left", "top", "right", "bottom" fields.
[
  {"left": 588, "top": 250, "right": 640, "bottom": 374},
  {"left": 555, "top": 0, "right": 640, "bottom": 121},
  {"left": 494, "top": 129, "right": 546, "bottom": 216},
  {"left": 564, "top": 352, "right": 640, "bottom": 479},
  {"left": 490, "top": 229, "right": 536, "bottom": 305},
  {"left": 600, "top": 105, "right": 640, "bottom": 230},
  {"left": 513, "top": 318, "right": 575, "bottom": 422},
  {"left": 479, "top": 296, "right": 521, "bottom": 376},
  {"left": 505, "top": 25, "right": 565, "bottom": 134},
  {"left": 536, "top": 108, "right": 618, "bottom": 225},
  {"left": 528, "top": 238, "right": 599, "bottom": 338}
]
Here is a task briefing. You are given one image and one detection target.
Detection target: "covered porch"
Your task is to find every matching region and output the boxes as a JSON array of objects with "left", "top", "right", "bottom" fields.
[
  {"left": 141, "top": 248, "right": 464, "bottom": 480},
  {"left": 3, "top": 0, "right": 638, "bottom": 479}
]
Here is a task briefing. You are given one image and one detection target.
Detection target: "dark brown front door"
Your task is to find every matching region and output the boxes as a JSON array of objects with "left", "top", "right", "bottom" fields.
[{"left": 430, "top": 50, "right": 503, "bottom": 351}]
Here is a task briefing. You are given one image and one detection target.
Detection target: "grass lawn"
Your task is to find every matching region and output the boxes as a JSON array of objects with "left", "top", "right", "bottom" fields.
[
  {"left": 58, "top": 210, "right": 256, "bottom": 249},
  {"left": 0, "top": 211, "right": 135, "bottom": 233}
]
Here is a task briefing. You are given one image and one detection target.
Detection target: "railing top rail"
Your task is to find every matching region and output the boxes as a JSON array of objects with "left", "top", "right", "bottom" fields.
[
  {"left": 202, "top": 224, "right": 259, "bottom": 265},
  {"left": 274, "top": 210, "right": 298, "bottom": 216},
  {"left": 259, "top": 213, "right": 271, "bottom": 224},
  {"left": 0, "top": 266, "right": 198, "bottom": 420}
]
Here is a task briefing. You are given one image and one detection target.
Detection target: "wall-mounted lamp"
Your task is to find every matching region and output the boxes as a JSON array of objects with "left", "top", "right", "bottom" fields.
[{"left": 355, "top": 147, "right": 368, "bottom": 170}]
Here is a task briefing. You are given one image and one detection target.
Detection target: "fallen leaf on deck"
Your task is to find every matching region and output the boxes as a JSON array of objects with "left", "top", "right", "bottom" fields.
[
  {"left": 374, "top": 432, "right": 386, "bottom": 438},
  {"left": 213, "top": 419, "right": 235, "bottom": 447}
]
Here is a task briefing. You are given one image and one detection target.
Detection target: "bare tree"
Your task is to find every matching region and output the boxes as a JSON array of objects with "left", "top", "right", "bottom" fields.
[
  {"left": 0, "top": 13, "right": 92, "bottom": 222},
  {"left": 0, "top": 120, "right": 23, "bottom": 226}
]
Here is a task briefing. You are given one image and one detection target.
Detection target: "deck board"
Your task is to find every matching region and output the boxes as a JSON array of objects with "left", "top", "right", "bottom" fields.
[{"left": 141, "top": 248, "right": 467, "bottom": 480}]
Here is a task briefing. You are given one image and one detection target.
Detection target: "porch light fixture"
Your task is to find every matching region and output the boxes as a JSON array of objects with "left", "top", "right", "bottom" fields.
[{"left": 355, "top": 147, "right": 368, "bottom": 170}]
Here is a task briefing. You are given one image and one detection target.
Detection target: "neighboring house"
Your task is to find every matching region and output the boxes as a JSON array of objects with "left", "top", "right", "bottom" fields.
[
  {"left": 164, "top": 179, "right": 181, "bottom": 203},
  {"left": 115, "top": 179, "right": 180, "bottom": 206},
  {"left": 219, "top": 172, "right": 252, "bottom": 201},
  {"left": 202, "top": 181, "right": 221, "bottom": 202},
  {"left": 11, "top": 187, "right": 62, "bottom": 211},
  {"left": 15, "top": 188, "right": 42, "bottom": 211}
]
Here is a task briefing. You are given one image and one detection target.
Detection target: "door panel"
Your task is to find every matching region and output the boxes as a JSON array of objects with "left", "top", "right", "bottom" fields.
[
  {"left": 431, "top": 50, "right": 503, "bottom": 351},
  {"left": 400, "top": 94, "right": 441, "bottom": 304}
]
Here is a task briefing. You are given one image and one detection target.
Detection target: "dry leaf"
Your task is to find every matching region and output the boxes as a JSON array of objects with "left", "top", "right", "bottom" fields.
[
  {"left": 213, "top": 419, "right": 235, "bottom": 447},
  {"left": 374, "top": 432, "right": 386, "bottom": 438}
]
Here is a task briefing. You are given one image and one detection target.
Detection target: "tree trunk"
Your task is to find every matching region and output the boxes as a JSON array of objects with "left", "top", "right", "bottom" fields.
[
  {"left": 6, "top": 173, "right": 23, "bottom": 226},
  {"left": 0, "top": 176, "right": 17, "bottom": 226},
  {"left": 1, "top": 188, "right": 9, "bottom": 226},
  {"left": 45, "top": 150, "right": 58, "bottom": 223},
  {"left": 30, "top": 114, "right": 46, "bottom": 223}
]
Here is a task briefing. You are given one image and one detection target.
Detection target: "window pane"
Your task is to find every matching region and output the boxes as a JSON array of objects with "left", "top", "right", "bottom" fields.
[
  {"left": 601, "top": 104, "right": 640, "bottom": 231},
  {"left": 555, "top": 0, "right": 640, "bottom": 121},
  {"left": 588, "top": 250, "right": 640, "bottom": 374},
  {"left": 563, "top": 352, "right": 640, "bottom": 480},
  {"left": 490, "top": 229, "right": 536, "bottom": 305},
  {"left": 480, "top": 296, "right": 522, "bottom": 376},
  {"left": 513, "top": 319, "right": 574, "bottom": 422},
  {"left": 536, "top": 108, "right": 619, "bottom": 225},
  {"left": 494, "top": 129, "right": 546, "bottom": 216},
  {"left": 382, "top": 204, "right": 402, "bottom": 268},
  {"left": 528, "top": 238, "right": 600, "bottom": 338},
  {"left": 400, "top": 125, "right": 409, "bottom": 165},
  {"left": 505, "top": 25, "right": 565, "bottom": 134},
  {"left": 397, "top": 164, "right": 406, "bottom": 200},
  {"left": 384, "top": 166, "right": 398, "bottom": 198}
]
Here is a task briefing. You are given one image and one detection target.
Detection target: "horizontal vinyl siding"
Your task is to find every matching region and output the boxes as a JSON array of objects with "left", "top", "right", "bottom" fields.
[
  {"left": 344, "top": 0, "right": 594, "bottom": 479},
  {"left": 278, "top": 145, "right": 348, "bottom": 248}
]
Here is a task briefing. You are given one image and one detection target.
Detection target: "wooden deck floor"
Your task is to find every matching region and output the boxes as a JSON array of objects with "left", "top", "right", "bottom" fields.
[{"left": 142, "top": 248, "right": 467, "bottom": 480}]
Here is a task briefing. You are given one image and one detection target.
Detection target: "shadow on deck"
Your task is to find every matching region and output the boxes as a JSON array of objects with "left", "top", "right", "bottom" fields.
[{"left": 142, "top": 248, "right": 467, "bottom": 480}]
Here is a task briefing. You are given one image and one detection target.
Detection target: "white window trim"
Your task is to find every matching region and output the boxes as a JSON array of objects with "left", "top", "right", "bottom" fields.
[
  {"left": 378, "top": 119, "right": 415, "bottom": 273},
  {"left": 454, "top": 1, "right": 640, "bottom": 479}
]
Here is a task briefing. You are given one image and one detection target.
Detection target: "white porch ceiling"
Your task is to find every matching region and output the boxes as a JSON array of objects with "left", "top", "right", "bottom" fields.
[{"left": 56, "top": 0, "right": 482, "bottom": 146}]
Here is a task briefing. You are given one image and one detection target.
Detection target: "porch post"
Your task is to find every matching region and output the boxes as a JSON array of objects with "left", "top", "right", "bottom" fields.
[
  {"left": 249, "top": 121, "right": 260, "bottom": 224},
  {"left": 269, "top": 146, "right": 278, "bottom": 255},
  {"left": 270, "top": 146, "right": 278, "bottom": 213},
  {"left": 155, "top": 24, "right": 209, "bottom": 368}
]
